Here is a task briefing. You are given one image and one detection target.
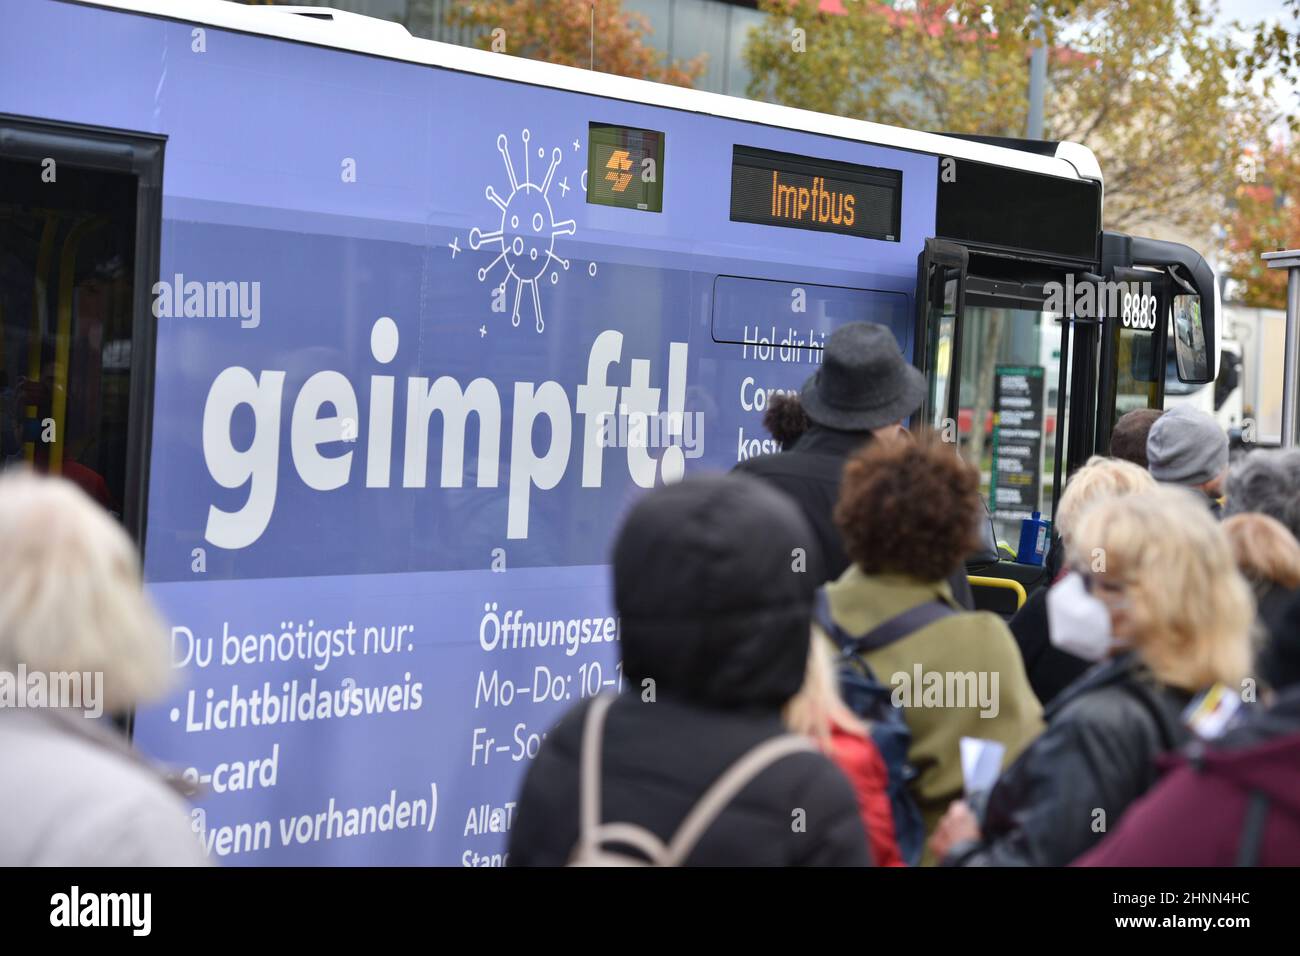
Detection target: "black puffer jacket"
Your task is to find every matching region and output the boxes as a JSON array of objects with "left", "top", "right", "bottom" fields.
[
  {"left": 507, "top": 474, "right": 870, "bottom": 866},
  {"left": 946, "top": 652, "right": 1192, "bottom": 867}
]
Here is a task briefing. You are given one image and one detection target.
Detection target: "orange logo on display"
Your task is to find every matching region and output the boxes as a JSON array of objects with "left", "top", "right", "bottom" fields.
[
  {"left": 769, "top": 171, "right": 855, "bottom": 226},
  {"left": 605, "top": 149, "right": 633, "bottom": 193}
]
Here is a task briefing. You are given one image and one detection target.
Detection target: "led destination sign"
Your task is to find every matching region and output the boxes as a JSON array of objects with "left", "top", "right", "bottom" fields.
[{"left": 730, "top": 145, "right": 901, "bottom": 241}]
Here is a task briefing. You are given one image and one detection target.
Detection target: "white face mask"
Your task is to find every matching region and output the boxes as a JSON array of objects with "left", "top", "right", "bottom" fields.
[{"left": 1046, "top": 572, "right": 1116, "bottom": 663}]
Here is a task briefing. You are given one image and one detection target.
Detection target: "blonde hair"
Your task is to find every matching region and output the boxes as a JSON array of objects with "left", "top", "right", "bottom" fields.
[
  {"left": 1068, "top": 487, "right": 1252, "bottom": 692},
  {"left": 0, "top": 469, "right": 172, "bottom": 712},
  {"left": 1054, "top": 455, "right": 1157, "bottom": 543},
  {"left": 785, "top": 631, "right": 866, "bottom": 745},
  {"left": 1221, "top": 513, "right": 1300, "bottom": 592}
]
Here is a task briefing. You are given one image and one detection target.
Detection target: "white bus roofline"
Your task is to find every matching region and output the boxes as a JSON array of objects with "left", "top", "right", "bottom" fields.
[{"left": 76, "top": 0, "right": 1102, "bottom": 191}]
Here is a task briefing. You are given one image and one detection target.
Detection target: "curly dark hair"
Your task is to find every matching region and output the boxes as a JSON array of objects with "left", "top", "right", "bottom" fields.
[
  {"left": 762, "top": 392, "right": 810, "bottom": 449},
  {"left": 834, "top": 433, "right": 981, "bottom": 581}
]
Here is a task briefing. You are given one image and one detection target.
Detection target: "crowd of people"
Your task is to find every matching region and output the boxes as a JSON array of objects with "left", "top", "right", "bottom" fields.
[
  {"left": 513, "top": 322, "right": 1300, "bottom": 866},
  {"left": 2, "top": 319, "right": 1298, "bottom": 867}
]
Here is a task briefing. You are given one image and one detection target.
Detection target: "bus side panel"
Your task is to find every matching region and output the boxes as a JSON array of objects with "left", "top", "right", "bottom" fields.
[{"left": 3, "top": 0, "right": 935, "bottom": 864}]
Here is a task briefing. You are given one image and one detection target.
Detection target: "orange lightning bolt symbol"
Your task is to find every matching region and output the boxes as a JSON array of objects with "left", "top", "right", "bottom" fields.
[{"left": 604, "top": 149, "right": 633, "bottom": 193}]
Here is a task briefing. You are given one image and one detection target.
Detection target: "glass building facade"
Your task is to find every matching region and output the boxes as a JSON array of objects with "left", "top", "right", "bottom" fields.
[{"left": 234, "top": 0, "right": 767, "bottom": 97}]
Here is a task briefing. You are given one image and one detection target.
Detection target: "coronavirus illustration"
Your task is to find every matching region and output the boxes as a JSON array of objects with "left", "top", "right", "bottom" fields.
[{"left": 469, "top": 129, "right": 576, "bottom": 333}]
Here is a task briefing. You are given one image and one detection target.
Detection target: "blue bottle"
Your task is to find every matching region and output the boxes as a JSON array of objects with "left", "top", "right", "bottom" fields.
[{"left": 1017, "top": 511, "right": 1051, "bottom": 566}]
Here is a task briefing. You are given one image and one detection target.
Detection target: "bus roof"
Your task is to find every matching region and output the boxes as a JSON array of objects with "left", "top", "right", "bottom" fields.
[{"left": 80, "top": 0, "right": 1103, "bottom": 188}]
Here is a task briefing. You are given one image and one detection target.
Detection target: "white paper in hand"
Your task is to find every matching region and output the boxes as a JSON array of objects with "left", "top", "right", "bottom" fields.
[{"left": 960, "top": 737, "right": 1006, "bottom": 796}]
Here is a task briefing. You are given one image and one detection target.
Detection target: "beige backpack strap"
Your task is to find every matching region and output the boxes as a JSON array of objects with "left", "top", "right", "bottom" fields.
[
  {"left": 575, "top": 693, "right": 617, "bottom": 858},
  {"left": 663, "top": 734, "right": 815, "bottom": 866},
  {"left": 580, "top": 822, "right": 670, "bottom": 864}
]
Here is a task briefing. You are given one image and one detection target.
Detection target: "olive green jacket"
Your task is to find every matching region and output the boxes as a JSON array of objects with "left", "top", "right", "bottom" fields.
[{"left": 820, "top": 566, "right": 1044, "bottom": 861}]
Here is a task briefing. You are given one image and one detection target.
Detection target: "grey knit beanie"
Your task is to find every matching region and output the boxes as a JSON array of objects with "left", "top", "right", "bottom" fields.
[{"left": 1146, "top": 405, "right": 1228, "bottom": 485}]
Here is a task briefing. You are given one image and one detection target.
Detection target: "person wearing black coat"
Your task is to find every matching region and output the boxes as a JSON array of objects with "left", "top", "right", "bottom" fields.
[
  {"left": 736, "top": 322, "right": 974, "bottom": 608},
  {"left": 929, "top": 487, "right": 1253, "bottom": 867},
  {"left": 1076, "top": 683, "right": 1300, "bottom": 866},
  {"left": 1074, "top": 590, "right": 1300, "bottom": 867},
  {"left": 507, "top": 473, "right": 871, "bottom": 867},
  {"left": 938, "top": 652, "right": 1191, "bottom": 866}
]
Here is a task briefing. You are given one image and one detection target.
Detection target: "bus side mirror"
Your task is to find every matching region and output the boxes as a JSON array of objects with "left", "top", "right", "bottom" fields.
[{"left": 1171, "top": 293, "right": 1212, "bottom": 384}]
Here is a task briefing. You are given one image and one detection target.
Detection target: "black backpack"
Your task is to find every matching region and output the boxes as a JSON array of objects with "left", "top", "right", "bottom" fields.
[{"left": 812, "top": 588, "right": 954, "bottom": 866}]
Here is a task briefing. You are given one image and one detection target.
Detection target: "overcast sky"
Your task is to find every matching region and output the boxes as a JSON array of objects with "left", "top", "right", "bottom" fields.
[
  {"left": 1215, "top": 0, "right": 1292, "bottom": 30},
  {"left": 1216, "top": 0, "right": 1299, "bottom": 129}
]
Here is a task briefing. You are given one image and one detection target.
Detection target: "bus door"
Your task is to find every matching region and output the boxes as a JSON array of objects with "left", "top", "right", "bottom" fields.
[
  {"left": 916, "top": 233, "right": 1219, "bottom": 608},
  {"left": 1095, "top": 231, "right": 1218, "bottom": 452},
  {"left": 915, "top": 237, "right": 1100, "bottom": 603},
  {"left": 0, "top": 115, "right": 163, "bottom": 543}
]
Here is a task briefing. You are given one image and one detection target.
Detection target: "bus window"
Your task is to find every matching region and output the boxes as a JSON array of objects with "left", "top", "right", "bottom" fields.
[
  {"left": 711, "top": 276, "right": 910, "bottom": 351},
  {"left": 1110, "top": 316, "right": 1163, "bottom": 427},
  {"left": 923, "top": 271, "right": 960, "bottom": 431},
  {"left": 0, "top": 155, "right": 141, "bottom": 521},
  {"left": 957, "top": 303, "right": 1063, "bottom": 546}
]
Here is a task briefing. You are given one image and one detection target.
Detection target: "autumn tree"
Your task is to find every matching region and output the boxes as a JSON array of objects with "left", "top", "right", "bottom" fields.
[
  {"left": 746, "top": 0, "right": 1053, "bottom": 138},
  {"left": 1049, "top": 0, "right": 1272, "bottom": 240},
  {"left": 1222, "top": 144, "right": 1300, "bottom": 308},
  {"left": 1248, "top": 0, "right": 1300, "bottom": 113},
  {"left": 745, "top": 0, "right": 1272, "bottom": 240},
  {"left": 747, "top": 0, "right": 1275, "bottom": 470},
  {"left": 443, "top": 0, "right": 705, "bottom": 87}
]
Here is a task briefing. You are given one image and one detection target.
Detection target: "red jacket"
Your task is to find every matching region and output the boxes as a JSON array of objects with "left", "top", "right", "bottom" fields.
[
  {"left": 1076, "top": 706, "right": 1300, "bottom": 866},
  {"left": 829, "top": 725, "right": 904, "bottom": 866}
]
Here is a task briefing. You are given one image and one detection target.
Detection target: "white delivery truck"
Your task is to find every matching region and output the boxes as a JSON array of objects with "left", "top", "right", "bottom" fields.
[{"left": 1165, "top": 303, "right": 1286, "bottom": 446}]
